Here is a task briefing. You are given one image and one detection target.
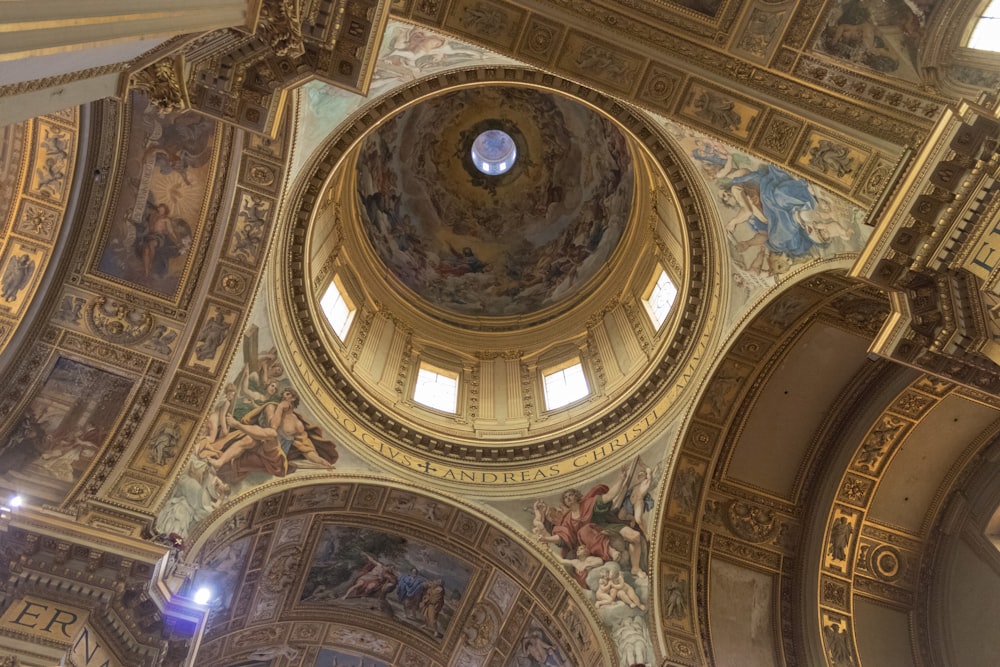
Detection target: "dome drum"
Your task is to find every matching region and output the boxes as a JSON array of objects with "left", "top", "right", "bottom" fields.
[{"left": 281, "top": 69, "right": 713, "bottom": 470}]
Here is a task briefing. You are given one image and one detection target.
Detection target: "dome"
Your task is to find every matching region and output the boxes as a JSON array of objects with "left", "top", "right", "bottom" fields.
[
  {"left": 286, "top": 69, "right": 705, "bottom": 467},
  {"left": 354, "top": 85, "right": 635, "bottom": 319}
]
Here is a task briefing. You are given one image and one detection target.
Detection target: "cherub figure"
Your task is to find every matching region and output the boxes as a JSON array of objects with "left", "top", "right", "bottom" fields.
[
  {"left": 609, "top": 571, "right": 646, "bottom": 611},
  {"left": 594, "top": 571, "right": 617, "bottom": 609}
]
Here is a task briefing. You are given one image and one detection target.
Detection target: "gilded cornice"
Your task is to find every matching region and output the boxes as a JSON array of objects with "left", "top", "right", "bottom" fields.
[
  {"left": 0, "top": 505, "right": 204, "bottom": 664},
  {"left": 0, "top": 64, "right": 126, "bottom": 100},
  {"left": 851, "top": 97, "right": 1000, "bottom": 396},
  {"left": 121, "top": 0, "right": 392, "bottom": 138}
]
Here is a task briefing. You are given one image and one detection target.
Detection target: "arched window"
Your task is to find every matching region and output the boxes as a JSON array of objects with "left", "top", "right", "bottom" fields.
[{"left": 968, "top": 0, "right": 1000, "bottom": 51}]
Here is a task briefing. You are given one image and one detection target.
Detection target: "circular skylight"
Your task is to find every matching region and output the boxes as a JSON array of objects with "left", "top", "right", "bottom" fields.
[{"left": 471, "top": 129, "right": 517, "bottom": 175}]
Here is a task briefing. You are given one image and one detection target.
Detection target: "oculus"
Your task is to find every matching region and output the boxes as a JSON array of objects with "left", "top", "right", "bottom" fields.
[{"left": 470, "top": 129, "right": 517, "bottom": 175}]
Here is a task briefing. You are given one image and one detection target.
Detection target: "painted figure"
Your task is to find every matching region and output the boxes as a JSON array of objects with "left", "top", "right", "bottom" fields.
[
  {"left": 519, "top": 625, "right": 565, "bottom": 667},
  {"left": 609, "top": 571, "right": 645, "bottom": 610},
  {"left": 662, "top": 574, "right": 688, "bottom": 619},
  {"left": 720, "top": 165, "right": 820, "bottom": 272},
  {"left": 205, "top": 388, "right": 338, "bottom": 482},
  {"left": 156, "top": 457, "right": 230, "bottom": 536},
  {"left": 822, "top": 0, "right": 898, "bottom": 73},
  {"left": 149, "top": 421, "right": 182, "bottom": 466},
  {"left": 341, "top": 552, "right": 398, "bottom": 599},
  {"left": 533, "top": 459, "right": 656, "bottom": 580},
  {"left": 420, "top": 579, "right": 445, "bottom": 637},
  {"left": 1, "top": 253, "right": 35, "bottom": 302},
  {"left": 194, "top": 308, "right": 231, "bottom": 361},
  {"left": 396, "top": 568, "right": 428, "bottom": 618},
  {"left": 829, "top": 516, "right": 853, "bottom": 561},
  {"left": 555, "top": 545, "right": 605, "bottom": 587},
  {"left": 133, "top": 202, "right": 187, "bottom": 280}
]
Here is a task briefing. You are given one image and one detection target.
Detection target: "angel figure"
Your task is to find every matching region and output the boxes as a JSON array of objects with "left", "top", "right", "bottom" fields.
[{"left": 1, "top": 254, "right": 35, "bottom": 302}]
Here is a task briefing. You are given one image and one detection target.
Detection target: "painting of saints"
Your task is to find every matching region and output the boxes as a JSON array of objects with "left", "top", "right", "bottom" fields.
[
  {"left": 0, "top": 357, "right": 133, "bottom": 502},
  {"left": 720, "top": 165, "right": 818, "bottom": 261},
  {"left": 817, "top": 0, "right": 938, "bottom": 79},
  {"left": 354, "top": 85, "right": 632, "bottom": 317},
  {"left": 681, "top": 134, "right": 865, "bottom": 282},
  {"left": 301, "top": 526, "right": 471, "bottom": 639},
  {"left": 528, "top": 457, "right": 658, "bottom": 667},
  {"left": 383, "top": 27, "right": 486, "bottom": 70},
  {"left": 202, "top": 387, "right": 338, "bottom": 483},
  {"left": 532, "top": 458, "right": 656, "bottom": 580},
  {"left": 821, "top": 0, "right": 899, "bottom": 72},
  {"left": 96, "top": 92, "right": 216, "bottom": 297},
  {"left": 396, "top": 567, "right": 428, "bottom": 619},
  {"left": 132, "top": 200, "right": 191, "bottom": 281}
]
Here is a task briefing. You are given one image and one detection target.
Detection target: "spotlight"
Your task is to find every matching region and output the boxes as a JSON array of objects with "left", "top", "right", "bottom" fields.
[
  {"left": 9, "top": 495, "right": 23, "bottom": 508},
  {"left": 193, "top": 586, "right": 213, "bottom": 605}
]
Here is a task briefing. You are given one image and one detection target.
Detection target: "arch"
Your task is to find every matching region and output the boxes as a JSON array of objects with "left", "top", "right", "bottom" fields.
[{"left": 182, "top": 474, "right": 619, "bottom": 666}]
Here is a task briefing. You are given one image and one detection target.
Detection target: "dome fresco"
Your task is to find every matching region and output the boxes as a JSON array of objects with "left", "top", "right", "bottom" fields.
[{"left": 356, "top": 85, "right": 634, "bottom": 318}]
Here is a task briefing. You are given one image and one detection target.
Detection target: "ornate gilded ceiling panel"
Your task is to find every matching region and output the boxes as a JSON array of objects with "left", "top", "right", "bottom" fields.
[
  {"left": 388, "top": 0, "right": 939, "bottom": 204},
  {"left": 184, "top": 480, "right": 614, "bottom": 666},
  {"left": 0, "top": 111, "right": 79, "bottom": 358},
  {"left": 654, "top": 272, "right": 892, "bottom": 666}
]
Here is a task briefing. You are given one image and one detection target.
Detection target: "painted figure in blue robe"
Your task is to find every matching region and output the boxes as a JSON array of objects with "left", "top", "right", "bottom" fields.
[
  {"left": 396, "top": 567, "right": 428, "bottom": 619},
  {"left": 719, "top": 165, "right": 820, "bottom": 273}
]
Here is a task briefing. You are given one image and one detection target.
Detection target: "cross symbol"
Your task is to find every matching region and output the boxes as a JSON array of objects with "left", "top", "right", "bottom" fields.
[{"left": 417, "top": 460, "right": 437, "bottom": 474}]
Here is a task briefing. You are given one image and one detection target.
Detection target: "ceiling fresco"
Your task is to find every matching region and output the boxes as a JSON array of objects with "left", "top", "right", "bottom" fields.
[
  {"left": 295, "top": 21, "right": 874, "bottom": 325},
  {"left": 6, "top": 2, "right": 1000, "bottom": 667},
  {"left": 496, "top": 453, "right": 663, "bottom": 667},
  {"left": 0, "top": 356, "right": 136, "bottom": 505},
  {"left": 94, "top": 91, "right": 220, "bottom": 299},
  {"left": 814, "top": 0, "right": 940, "bottom": 80},
  {"left": 0, "top": 110, "right": 79, "bottom": 356},
  {"left": 655, "top": 119, "right": 870, "bottom": 295},
  {"left": 355, "top": 85, "right": 634, "bottom": 318},
  {"left": 300, "top": 524, "right": 475, "bottom": 641},
  {"left": 156, "top": 293, "right": 370, "bottom": 539},
  {"left": 187, "top": 481, "right": 608, "bottom": 667},
  {"left": 294, "top": 23, "right": 517, "bottom": 178}
]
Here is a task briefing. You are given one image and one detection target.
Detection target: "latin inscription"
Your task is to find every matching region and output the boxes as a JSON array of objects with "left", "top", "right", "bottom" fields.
[{"left": 0, "top": 597, "right": 119, "bottom": 666}]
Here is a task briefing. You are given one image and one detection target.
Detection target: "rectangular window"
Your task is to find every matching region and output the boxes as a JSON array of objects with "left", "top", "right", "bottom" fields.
[
  {"left": 320, "top": 277, "right": 355, "bottom": 341},
  {"left": 542, "top": 360, "right": 589, "bottom": 410},
  {"left": 643, "top": 267, "right": 677, "bottom": 330},
  {"left": 414, "top": 363, "right": 459, "bottom": 413}
]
